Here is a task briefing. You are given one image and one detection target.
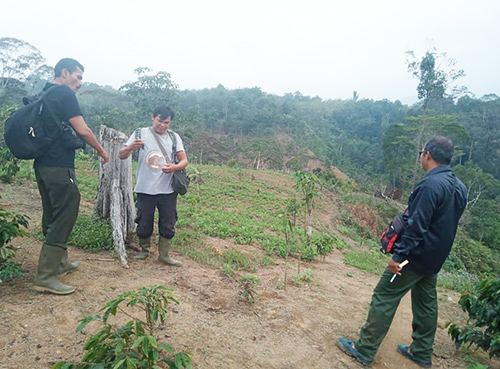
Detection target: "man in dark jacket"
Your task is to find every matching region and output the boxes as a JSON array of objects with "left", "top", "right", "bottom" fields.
[
  {"left": 337, "top": 136, "right": 468, "bottom": 367},
  {"left": 33, "top": 58, "right": 109, "bottom": 295}
]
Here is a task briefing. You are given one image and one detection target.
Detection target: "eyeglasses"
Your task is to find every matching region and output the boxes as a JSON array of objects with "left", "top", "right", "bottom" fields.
[{"left": 419, "top": 150, "right": 428, "bottom": 156}]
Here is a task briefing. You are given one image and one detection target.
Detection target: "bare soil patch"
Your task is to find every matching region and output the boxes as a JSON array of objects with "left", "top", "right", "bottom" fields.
[{"left": 1, "top": 181, "right": 498, "bottom": 369}]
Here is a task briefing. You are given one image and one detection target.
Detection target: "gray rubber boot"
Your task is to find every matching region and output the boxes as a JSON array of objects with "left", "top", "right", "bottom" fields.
[
  {"left": 34, "top": 244, "right": 76, "bottom": 295},
  {"left": 59, "top": 248, "right": 79, "bottom": 276},
  {"left": 132, "top": 236, "right": 151, "bottom": 260},
  {"left": 158, "top": 236, "right": 182, "bottom": 266}
]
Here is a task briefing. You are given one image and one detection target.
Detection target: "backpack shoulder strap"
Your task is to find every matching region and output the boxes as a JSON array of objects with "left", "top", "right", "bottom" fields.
[{"left": 167, "top": 130, "right": 179, "bottom": 164}]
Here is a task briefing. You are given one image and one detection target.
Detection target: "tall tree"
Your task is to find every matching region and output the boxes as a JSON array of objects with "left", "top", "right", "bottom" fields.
[
  {"left": 0, "top": 38, "right": 50, "bottom": 96},
  {"left": 405, "top": 49, "right": 466, "bottom": 188},
  {"left": 119, "top": 67, "right": 179, "bottom": 116}
]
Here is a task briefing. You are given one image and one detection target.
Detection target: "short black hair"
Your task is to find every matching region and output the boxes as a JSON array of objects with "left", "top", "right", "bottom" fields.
[
  {"left": 54, "top": 58, "right": 84, "bottom": 77},
  {"left": 424, "top": 136, "right": 454, "bottom": 165},
  {"left": 153, "top": 105, "right": 175, "bottom": 120}
]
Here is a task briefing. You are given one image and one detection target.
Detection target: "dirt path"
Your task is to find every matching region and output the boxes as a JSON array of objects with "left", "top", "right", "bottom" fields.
[{"left": 0, "top": 183, "right": 498, "bottom": 369}]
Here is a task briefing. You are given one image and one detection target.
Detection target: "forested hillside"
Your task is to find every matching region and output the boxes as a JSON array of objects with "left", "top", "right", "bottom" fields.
[{"left": 1, "top": 37, "right": 499, "bottom": 273}]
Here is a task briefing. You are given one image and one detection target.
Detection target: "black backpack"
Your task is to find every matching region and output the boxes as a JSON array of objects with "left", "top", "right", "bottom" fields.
[{"left": 3, "top": 87, "right": 62, "bottom": 159}]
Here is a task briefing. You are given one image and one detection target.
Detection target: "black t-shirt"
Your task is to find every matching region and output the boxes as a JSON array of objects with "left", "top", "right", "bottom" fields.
[{"left": 33, "top": 83, "right": 82, "bottom": 168}]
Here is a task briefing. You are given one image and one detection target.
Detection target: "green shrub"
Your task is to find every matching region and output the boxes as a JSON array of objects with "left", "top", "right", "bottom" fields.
[
  {"left": 0, "top": 148, "right": 20, "bottom": 183},
  {"left": 448, "top": 277, "right": 500, "bottom": 359},
  {"left": 0, "top": 206, "right": 28, "bottom": 282},
  {"left": 53, "top": 285, "right": 192, "bottom": 369},
  {"left": 311, "top": 233, "right": 335, "bottom": 260},
  {"left": 299, "top": 244, "right": 318, "bottom": 261},
  {"left": 68, "top": 215, "right": 113, "bottom": 252}
]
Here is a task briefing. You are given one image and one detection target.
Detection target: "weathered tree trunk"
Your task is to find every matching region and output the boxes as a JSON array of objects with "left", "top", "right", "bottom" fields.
[{"left": 97, "top": 125, "right": 136, "bottom": 268}]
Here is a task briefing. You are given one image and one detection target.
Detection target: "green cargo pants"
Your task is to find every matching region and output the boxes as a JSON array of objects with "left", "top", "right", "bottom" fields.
[
  {"left": 356, "top": 267, "right": 438, "bottom": 362},
  {"left": 35, "top": 166, "right": 80, "bottom": 249}
]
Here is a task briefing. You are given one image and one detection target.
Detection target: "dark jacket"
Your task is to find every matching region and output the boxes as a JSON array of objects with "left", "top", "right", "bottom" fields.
[{"left": 392, "top": 165, "right": 468, "bottom": 274}]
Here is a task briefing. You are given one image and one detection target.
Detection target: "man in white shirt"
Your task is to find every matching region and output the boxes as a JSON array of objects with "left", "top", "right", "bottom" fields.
[{"left": 119, "top": 106, "right": 188, "bottom": 266}]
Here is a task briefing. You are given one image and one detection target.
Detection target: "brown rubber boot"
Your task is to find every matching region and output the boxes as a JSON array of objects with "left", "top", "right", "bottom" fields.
[
  {"left": 158, "top": 236, "right": 182, "bottom": 266},
  {"left": 132, "top": 236, "right": 151, "bottom": 260}
]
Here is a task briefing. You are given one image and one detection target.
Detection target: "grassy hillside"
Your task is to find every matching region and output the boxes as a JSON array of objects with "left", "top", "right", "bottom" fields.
[{"left": 13, "top": 156, "right": 500, "bottom": 293}]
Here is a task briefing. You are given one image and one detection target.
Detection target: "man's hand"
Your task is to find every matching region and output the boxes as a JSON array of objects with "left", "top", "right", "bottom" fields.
[
  {"left": 119, "top": 139, "right": 145, "bottom": 160},
  {"left": 99, "top": 149, "right": 109, "bottom": 164},
  {"left": 388, "top": 259, "right": 402, "bottom": 275},
  {"left": 128, "top": 139, "right": 145, "bottom": 152},
  {"left": 162, "top": 163, "right": 177, "bottom": 173}
]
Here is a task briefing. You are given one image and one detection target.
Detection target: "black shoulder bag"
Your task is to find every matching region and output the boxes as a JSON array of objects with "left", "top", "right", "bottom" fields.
[{"left": 150, "top": 128, "right": 190, "bottom": 195}]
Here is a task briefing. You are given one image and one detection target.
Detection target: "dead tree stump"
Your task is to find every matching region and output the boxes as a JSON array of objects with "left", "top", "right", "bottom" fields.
[{"left": 96, "top": 125, "right": 136, "bottom": 268}]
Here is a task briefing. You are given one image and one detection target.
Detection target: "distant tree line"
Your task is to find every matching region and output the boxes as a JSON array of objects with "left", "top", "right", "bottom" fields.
[{"left": 1, "top": 37, "right": 499, "bottom": 255}]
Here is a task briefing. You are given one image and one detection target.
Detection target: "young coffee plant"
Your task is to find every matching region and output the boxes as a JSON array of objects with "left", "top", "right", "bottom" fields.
[
  {"left": 239, "top": 275, "right": 259, "bottom": 303},
  {"left": 447, "top": 277, "right": 500, "bottom": 359},
  {"left": 292, "top": 269, "right": 315, "bottom": 287},
  {"left": 276, "top": 208, "right": 294, "bottom": 290},
  {"left": 311, "top": 233, "right": 335, "bottom": 261},
  {"left": 0, "top": 205, "right": 28, "bottom": 282},
  {"left": 294, "top": 171, "right": 320, "bottom": 248},
  {"left": 53, "top": 285, "right": 192, "bottom": 369}
]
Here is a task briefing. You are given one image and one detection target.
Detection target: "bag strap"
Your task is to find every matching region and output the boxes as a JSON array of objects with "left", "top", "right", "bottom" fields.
[
  {"left": 167, "top": 131, "right": 179, "bottom": 164},
  {"left": 149, "top": 128, "right": 173, "bottom": 164}
]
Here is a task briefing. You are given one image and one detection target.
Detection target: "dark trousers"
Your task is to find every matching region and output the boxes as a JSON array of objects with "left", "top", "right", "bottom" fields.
[
  {"left": 356, "top": 268, "right": 438, "bottom": 362},
  {"left": 135, "top": 193, "right": 178, "bottom": 240},
  {"left": 35, "top": 166, "right": 80, "bottom": 249}
]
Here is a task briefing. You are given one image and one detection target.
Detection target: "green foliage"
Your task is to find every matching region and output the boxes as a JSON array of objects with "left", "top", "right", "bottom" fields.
[
  {"left": 0, "top": 105, "right": 19, "bottom": 183},
  {"left": 239, "top": 275, "right": 259, "bottom": 303},
  {"left": 466, "top": 199, "right": 500, "bottom": 251},
  {"left": 437, "top": 271, "right": 479, "bottom": 293},
  {"left": 382, "top": 122, "right": 417, "bottom": 188},
  {"left": 445, "top": 231, "right": 500, "bottom": 277},
  {"left": 53, "top": 285, "right": 192, "bottom": 369},
  {"left": 291, "top": 269, "right": 315, "bottom": 287},
  {"left": 0, "top": 205, "right": 28, "bottom": 282},
  {"left": 464, "top": 355, "right": 489, "bottom": 369},
  {"left": 119, "top": 67, "right": 179, "bottom": 116},
  {"left": 299, "top": 243, "right": 318, "bottom": 261},
  {"left": 406, "top": 48, "right": 465, "bottom": 105},
  {"left": 0, "top": 148, "right": 19, "bottom": 183},
  {"left": 68, "top": 215, "right": 113, "bottom": 252},
  {"left": 448, "top": 277, "right": 500, "bottom": 359},
  {"left": 311, "top": 233, "right": 335, "bottom": 261},
  {"left": 294, "top": 170, "right": 319, "bottom": 216},
  {"left": 0, "top": 37, "right": 49, "bottom": 96},
  {"left": 313, "top": 167, "right": 356, "bottom": 194},
  {"left": 343, "top": 249, "right": 390, "bottom": 275}
]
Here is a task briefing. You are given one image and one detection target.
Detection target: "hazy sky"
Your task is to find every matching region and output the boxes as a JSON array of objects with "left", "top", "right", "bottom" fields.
[{"left": 1, "top": 0, "right": 499, "bottom": 104}]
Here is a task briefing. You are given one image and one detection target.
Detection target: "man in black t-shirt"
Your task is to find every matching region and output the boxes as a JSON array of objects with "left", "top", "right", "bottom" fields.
[{"left": 33, "top": 58, "right": 109, "bottom": 295}]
